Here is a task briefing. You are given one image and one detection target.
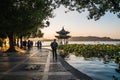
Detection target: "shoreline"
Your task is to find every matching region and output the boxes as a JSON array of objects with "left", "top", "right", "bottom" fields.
[
  {"left": 46, "top": 48, "right": 93, "bottom": 80},
  {"left": 58, "top": 55, "right": 93, "bottom": 80}
]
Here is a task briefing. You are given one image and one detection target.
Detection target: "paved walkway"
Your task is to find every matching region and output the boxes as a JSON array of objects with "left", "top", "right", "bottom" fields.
[{"left": 0, "top": 47, "right": 92, "bottom": 80}]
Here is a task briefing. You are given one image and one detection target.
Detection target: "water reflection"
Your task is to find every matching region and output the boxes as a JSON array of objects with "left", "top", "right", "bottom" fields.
[{"left": 66, "top": 55, "right": 120, "bottom": 80}]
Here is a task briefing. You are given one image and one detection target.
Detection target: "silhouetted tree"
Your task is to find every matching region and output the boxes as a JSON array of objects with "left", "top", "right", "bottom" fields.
[
  {"left": 0, "top": 0, "right": 54, "bottom": 52},
  {"left": 30, "top": 28, "right": 44, "bottom": 38}
]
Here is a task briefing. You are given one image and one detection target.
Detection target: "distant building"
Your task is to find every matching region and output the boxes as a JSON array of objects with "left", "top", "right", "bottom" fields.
[{"left": 55, "top": 27, "right": 71, "bottom": 44}]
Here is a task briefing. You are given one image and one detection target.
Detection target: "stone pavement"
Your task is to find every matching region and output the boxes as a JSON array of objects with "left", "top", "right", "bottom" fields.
[{"left": 0, "top": 47, "right": 81, "bottom": 80}]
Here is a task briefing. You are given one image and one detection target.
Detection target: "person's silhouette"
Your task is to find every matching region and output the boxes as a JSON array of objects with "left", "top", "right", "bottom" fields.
[{"left": 50, "top": 39, "right": 58, "bottom": 61}]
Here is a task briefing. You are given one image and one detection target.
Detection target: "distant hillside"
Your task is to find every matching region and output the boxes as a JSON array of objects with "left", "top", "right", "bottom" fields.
[{"left": 70, "top": 36, "right": 120, "bottom": 41}]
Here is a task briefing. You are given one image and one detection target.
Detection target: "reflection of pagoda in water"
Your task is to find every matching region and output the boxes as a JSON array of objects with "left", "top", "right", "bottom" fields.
[{"left": 55, "top": 27, "right": 71, "bottom": 44}]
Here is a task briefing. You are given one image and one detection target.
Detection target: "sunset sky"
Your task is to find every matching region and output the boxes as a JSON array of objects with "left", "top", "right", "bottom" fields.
[{"left": 42, "top": 6, "right": 120, "bottom": 39}]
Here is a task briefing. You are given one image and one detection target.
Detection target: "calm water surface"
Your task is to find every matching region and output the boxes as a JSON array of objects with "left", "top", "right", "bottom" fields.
[
  {"left": 41, "top": 41, "right": 120, "bottom": 46},
  {"left": 66, "top": 55, "right": 120, "bottom": 80},
  {"left": 69, "top": 41, "right": 120, "bottom": 45}
]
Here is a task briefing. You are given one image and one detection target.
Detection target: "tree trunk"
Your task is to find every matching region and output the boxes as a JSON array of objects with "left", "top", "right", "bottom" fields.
[
  {"left": 20, "top": 35, "right": 23, "bottom": 49},
  {"left": 6, "top": 32, "right": 16, "bottom": 52},
  {"left": 16, "top": 37, "right": 19, "bottom": 47}
]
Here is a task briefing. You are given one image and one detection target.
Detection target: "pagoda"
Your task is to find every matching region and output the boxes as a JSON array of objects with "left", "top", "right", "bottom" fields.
[{"left": 55, "top": 27, "right": 71, "bottom": 44}]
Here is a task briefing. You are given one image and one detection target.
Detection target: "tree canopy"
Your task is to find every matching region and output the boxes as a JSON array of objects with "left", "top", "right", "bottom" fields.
[
  {"left": 0, "top": 0, "right": 53, "bottom": 33},
  {"left": 55, "top": 0, "right": 120, "bottom": 20},
  {"left": 0, "top": 0, "right": 120, "bottom": 34}
]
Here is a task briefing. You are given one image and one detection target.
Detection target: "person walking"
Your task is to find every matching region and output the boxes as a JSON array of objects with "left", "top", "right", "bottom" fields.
[
  {"left": 37, "top": 40, "right": 42, "bottom": 49},
  {"left": 50, "top": 39, "right": 58, "bottom": 61},
  {"left": 28, "top": 40, "right": 31, "bottom": 50},
  {"left": 23, "top": 40, "right": 27, "bottom": 50}
]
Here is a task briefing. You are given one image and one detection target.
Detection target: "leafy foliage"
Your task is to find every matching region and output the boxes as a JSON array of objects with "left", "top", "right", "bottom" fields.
[
  {"left": 55, "top": 0, "right": 120, "bottom": 20},
  {"left": 0, "top": 0, "right": 120, "bottom": 34},
  {"left": 30, "top": 29, "right": 44, "bottom": 38},
  {"left": 58, "top": 44, "right": 120, "bottom": 58},
  {"left": 0, "top": 0, "right": 54, "bottom": 33}
]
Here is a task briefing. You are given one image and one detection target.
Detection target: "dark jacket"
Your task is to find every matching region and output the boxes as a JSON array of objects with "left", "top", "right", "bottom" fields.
[{"left": 50, "top": 42, "right": 58, "bottom": 49}]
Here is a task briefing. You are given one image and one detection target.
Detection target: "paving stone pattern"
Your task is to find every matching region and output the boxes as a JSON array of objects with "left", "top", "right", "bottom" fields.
[{"left": 0, "top": 48, "right": 79, "bottom": 80}]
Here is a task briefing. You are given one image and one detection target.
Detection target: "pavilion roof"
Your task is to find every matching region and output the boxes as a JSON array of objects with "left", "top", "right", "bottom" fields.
[{"left": 56, "top": 27, "right": 70, "bottom": 35}]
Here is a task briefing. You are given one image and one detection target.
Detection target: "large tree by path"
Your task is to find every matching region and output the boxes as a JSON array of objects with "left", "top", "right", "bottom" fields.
[
  {"left": 0, "top": 0, "right": 120, "bottom": 52},
  {"left": 0, "top": 0, "right": 54, "bottom": 52}
]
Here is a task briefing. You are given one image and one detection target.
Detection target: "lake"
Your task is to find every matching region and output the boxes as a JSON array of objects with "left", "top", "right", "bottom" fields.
[
  {"left": 41, "top": 41, "right": 120, "bottom": 46},
  {"left": 66, "top": 55, "right": 120, "bottom": 80}
]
